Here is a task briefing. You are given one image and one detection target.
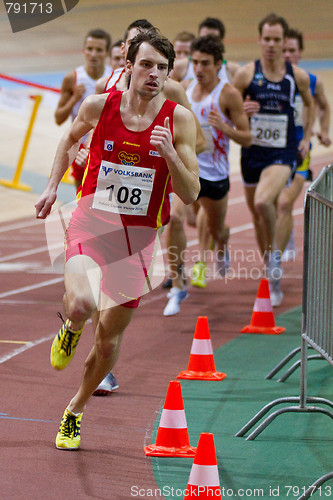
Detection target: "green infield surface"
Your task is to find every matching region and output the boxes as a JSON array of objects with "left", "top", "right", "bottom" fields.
[{"left": 148, "top": 307, "right": 333, "bottom": 499}]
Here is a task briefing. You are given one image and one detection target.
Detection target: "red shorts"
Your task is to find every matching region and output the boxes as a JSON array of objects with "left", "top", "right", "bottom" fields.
[{"left": 65, "top": 207, "right": 157, "bottom": 308}]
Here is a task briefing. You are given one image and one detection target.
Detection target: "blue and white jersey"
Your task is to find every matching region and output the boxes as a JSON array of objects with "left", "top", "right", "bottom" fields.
[{"left": 242, "top": 59, "right": 298, "bottom": 162}]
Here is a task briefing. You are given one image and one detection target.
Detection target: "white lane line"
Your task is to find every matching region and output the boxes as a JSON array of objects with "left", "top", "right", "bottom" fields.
[
  {"left": 0, "top": 262, "right": 43, "bottom": 272},
  {"left": 0, "top": 300, "right": 57, "bottom": 304},
  {"left": 0, "top": 219, "right": 41, "bottom": 234},
  {"left": 228, "top": 196, "right": 245, "bottom": 205},
  {"left": 0, "top": 333, "right": 55, "bottom": 364},
  {"left": 0, "top": 242, "right": 62, "bottom": 263},
  {"left": 0, "top": 277, "right": 63, "bottom": 299}
]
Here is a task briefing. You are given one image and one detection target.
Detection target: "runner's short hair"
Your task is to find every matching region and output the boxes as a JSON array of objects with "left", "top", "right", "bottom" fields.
[
  {"left": 191, "top": 35, "right": 224, "bottom": 64},
  {"left": 258, "top": 13, "right": 289, "bottom": 37},
  {"left": 286, "top": 28, "right": 304, "bottom": 51},
  {"left": 198, "top": 17, "right": 225, "bottom": 39},
  {"left": 127, "top": 29, "right": 175, "bottom": 72},
  {"left": 173, "top": 31, "right": 195, "bottom": 44},
  {"left": 123, "top": 19, "right": 155, "bottom": 42},
  {"left": 85, "top": 29, "right": 111, "bottom": 53}
]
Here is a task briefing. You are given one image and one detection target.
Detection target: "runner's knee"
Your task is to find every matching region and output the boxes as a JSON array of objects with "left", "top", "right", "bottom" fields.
[
  {"left": 254, "top": 197, "right": 271, "bottom": 217},
  {"left": 66, "top": 293, "right": 96, "bottom": 323},
  {"left": 169, "top": 212, "right": 186, "bottom": 228},
  {"left": 95, "top": 331, "right": 121, "bottom": 359},
  {"left": 277, "top": 194, "right": 293, "bottom": 215}
]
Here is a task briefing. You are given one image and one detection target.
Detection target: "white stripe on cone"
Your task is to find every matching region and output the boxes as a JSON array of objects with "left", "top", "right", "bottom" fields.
[
  {"left": 253, "top": 298, "right": 272, "bottom": 312},
  {"left": 159, "top": 408, "right": 187, "bottom": 429},
  {"left": 190, "top": 338, "right": 213, "bottom": 355},
  {"left": 188, "top": 464, "right": 220, "bottom": 487}
]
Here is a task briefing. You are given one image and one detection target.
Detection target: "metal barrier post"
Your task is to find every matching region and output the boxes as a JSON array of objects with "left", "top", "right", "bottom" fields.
[
  {"left": 297, "top": 472, "right": 333, "bottom": 500},
  {"left": 235, "top": 164, "right": 333, "bottom": 441}
]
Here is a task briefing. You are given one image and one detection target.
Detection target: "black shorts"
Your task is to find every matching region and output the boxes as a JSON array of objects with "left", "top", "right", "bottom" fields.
[
  {"left": 241, "top": 146, "right": 297, "bottom": 185},
  {"left": 197, "top": 177, "right": 230, "bottom": 201}
]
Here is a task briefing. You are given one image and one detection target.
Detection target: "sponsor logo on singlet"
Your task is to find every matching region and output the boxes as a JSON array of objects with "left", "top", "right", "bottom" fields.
[
  {"left": 254, "top": 73, "right": 264, "bottom": 86},
  {"left": 101, "top": 164, "right": 153, "bottom": 179},
  {"left": 123, "top": 141, "right": 140, "bottom": 147},
  {"left": 149, "top": 150, "right": 161, "bottom": 157},
  {"left": 104, "top": 140, "right": 114, "bottom": 151},
  {"left": 267, "top": 83, "right": 281, "bottom": 91},
  {"left": 118, "top": 151, "right": 140, "bottom": 166}
]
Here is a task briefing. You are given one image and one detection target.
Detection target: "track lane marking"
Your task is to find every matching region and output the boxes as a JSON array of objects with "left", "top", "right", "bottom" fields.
[
  {"left": 0, "top": 333, "right": 55, "bottom": 364},
  {"left": 0, "top": 277, "right": 63, "bottom": 298},
  {"left": 0, "top": 340, "right": 29, "bottom": 344}
]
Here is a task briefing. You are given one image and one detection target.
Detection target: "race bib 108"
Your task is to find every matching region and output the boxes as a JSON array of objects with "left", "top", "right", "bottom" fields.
[{"left": 92, "top": 160, "right": 155, "bottom": 215}]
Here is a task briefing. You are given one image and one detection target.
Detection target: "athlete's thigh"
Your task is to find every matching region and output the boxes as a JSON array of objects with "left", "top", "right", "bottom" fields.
[
  {"left": 243, "top": 185, "right": 257, "bottom": 215},
  {"left": 199, "top": 194, "right": 228, "bottom": 229},
  {"left": 65, "top": 255, "right": 102, "bottom": 308},
  {"left": 278, "top": 174, "right": 305, "bottom": 207},
  {"left": 170, "top": 193, "right": 189, "bottom": 221},
  {"left": 97, "top": 302, "right": 135, "bottom": 339},
  {"left": 255, "top": 164, "right": 291, "bottom": 204}
]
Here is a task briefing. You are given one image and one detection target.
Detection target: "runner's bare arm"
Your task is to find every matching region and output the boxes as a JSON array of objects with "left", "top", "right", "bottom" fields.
[
  {"left": 169, "top": 57, "right": 188, "bottom": 82},
  {"left": 313, "top": 77, "right": 331, "bottom": 146},
  {"left": 150, "top": 106, "right": 200, "bottom": 205},
  {"left": 294, "top": 66, "right": 315, "bottom": 158},
  {"left": 232, "top": 63, "right": 254, "bottom": 97},
  {"left": 164, "top": 79, "right": 206, "bottom": 154},
  {"left": 226, "top": 61, "right": 241, "bottom": 81},
  {"left": 209, "top": 84, "right": 251, "bottom": 147},
  {"left": 36, "top": 94, "right": 107, "bottom": 219},
  {"left": 95, "top": 75, "right": 109, "bottom": 94},
  {"left": 54, "top": 72, "right": 86, "bottom": 125}
]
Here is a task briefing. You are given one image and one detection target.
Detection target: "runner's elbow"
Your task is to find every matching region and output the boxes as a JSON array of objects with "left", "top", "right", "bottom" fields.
[
  {"left": 242, "top": 133, "right": 252, "bottom": 148},
  {"left": 182, "top": 179, "right": 200, "bottom": 205},
  {"left": 54, "top": 112, "right": 65, "bottom": 126}
]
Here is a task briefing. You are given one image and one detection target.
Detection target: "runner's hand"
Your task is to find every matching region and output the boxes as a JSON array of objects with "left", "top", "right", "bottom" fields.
[
  {"left": 35, "top": 191, "right": 57, "bottom": 219},
  {"left": 150, "top": 117, "right": 173, "bottom": 158},
  {"left": 73, "top": 83, "right": 86, "bottom": 103},
  {"left": 75, "top": 147, "right": 89, "bottom": 167},
  {"left": 243, "top": 95, "right": 260, "bottom": 117},
  {"left": 298, "top": 138, "right": 310, "bottom": 160},
  {"left": 208, "top": 107, "right": 224, "bottom": 131},
  {"left": 316, "top": 131, "right": 332, "bottom": 147}
]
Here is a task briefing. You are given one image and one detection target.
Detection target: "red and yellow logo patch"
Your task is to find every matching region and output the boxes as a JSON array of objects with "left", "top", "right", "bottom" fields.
[{"left": 118, "top": 151, "right": 140, "bottom": 165}]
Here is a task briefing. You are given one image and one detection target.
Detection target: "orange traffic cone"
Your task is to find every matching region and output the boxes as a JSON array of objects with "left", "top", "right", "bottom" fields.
[
  {"left": 241, "top": 279, "right": 285, "bottom": 335},
  {"left": 144, "top": 380, "right": 197, "bottom": 457},
  {"left": 184, "top": 433, "right": 221, "bottom": 499},
  {"left": 177, "top": 317, "right": 226, "bottom": 381}
]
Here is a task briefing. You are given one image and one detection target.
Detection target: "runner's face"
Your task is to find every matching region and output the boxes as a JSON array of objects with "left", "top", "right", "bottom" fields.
[
  {"left": 283, "top": 38, "right": 301, "bottom": 65},
  {"left": 83, "top": 37, "right": 108, "bottom": 72},
  {"left": 110, "top": 46, "right": 125, "bottom": 69},
  {"left": 174, "top": 40, "right": 192, "bottom": 59},
  {"left": 192, "top": 50, "right": 221, "bottom": 85},
  {"left": 128, "top": 42, "right": 169, "bottom": 98},
  {"left": 259, "top": 23, "right": 285, "bottom": 61}
]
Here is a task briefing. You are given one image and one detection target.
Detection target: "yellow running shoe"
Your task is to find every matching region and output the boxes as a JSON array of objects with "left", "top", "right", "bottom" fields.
[
  {"left": 55, "top": 408, "right": 83, "bottom": 450},
  {"left": 50, "top": 316, "right": 84, "bottom": 370},
  {"left": 191, "top": 261, "right": 207, "bottom": 288}
]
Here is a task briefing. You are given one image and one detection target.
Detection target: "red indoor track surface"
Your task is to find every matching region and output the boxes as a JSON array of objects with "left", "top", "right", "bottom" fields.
[{"left": 0, "top": 155, "right": 330, "bottom": 499}]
